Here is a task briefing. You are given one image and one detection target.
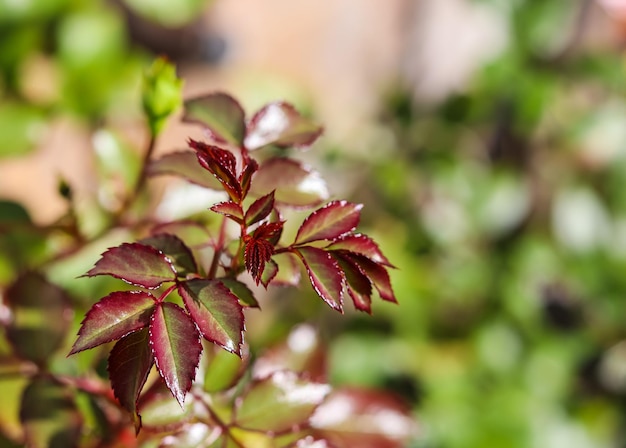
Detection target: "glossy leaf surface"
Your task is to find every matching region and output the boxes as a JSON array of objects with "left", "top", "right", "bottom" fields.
[
  {"left": 183, "top": 93, "right": 246, "bottom": 146},
  {"left": 148, "top": 150, "right": 223, "bottom": 190},
  {"left": 189, "top": 139, "right": 242, "bottom": 201},
  {"left": 310, "top": 388, "right": 416, "bottom": 448},
  {"left": 295, "top": 201, "right": 362, "bottom": 245},
  {"left": 235, "top": 371, "right": 331, "bottom": 433},
  {"left": 334, "top": 255, "right": 372, "bottom": 313},
  {"left": 20, "top": 376, "right": 82, "bottom": 448},
  {"left": 5, "top": 272, "right": 72, "bottom": 366},
  {"left": 245, "top": 102, "right": 323, "bottom": 150},
  {"left": 108, "top": 328, "right": 153, "bottom": 429},
  {"left": 245, "top": 190, "right": 275, "bottom": 226},
  {"left": 296, "top": 247, "right": 344, "bottom": 311},
  {"left": 327, "top": 233, "right": 393, "bottom": 267},
  {"left": 140, "top": 233, "right": 198, "bottom": 277},
  {"left": 252, "top": 158, "right": 328, "bottom": 207},
  {"left": 179, "top": 279, "right": 245, "bottom": 354},
  {"left": 348, "top": 254, "right": 397, "bottom": 303},
  {"left": 211, "top": 201, "right": 244, "bottom": 223},
  {"left": 150, "top": 303, "right": 202, "bottom": 406},
  {"left": 70, "top": 290, "right": 155, "bottom": 355},
  {"left": 84, "top": 243, "right": 176, "bottom": 288}
]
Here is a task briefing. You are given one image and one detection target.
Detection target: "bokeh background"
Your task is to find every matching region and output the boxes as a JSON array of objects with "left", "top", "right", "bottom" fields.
[{"left": 3, "top": 0, "right": 626, "bottom": 446}]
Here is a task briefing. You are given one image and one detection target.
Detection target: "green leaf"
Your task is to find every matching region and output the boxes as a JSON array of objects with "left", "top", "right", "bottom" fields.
[
  {"left": 148, "top": 150, "right": 223, "bottom": 190},
  {"left": 142, "top": 57, "right": 182, "bottom": 136},
  {"left": 245, "top": 102, "right": 323, "bottom": 150},
  {"left": 203, "top": 344, "right": 250, "bottom": 393},
  {"left": 140, "top": 233, "right": 198, "bottom": 277},
  {"left": 220, "top": 278, "right": 259, "bottom": 308},
  {"left": 20, "top": 376, "right": 82, "bottom": 448},
  {"left": 70, "top": 290, "right": 155, "bottom": 355},
  {"left": 184, "top": 93, "right": 246, "bottom": 146},
  {"left": 84, "top": 242, "right": 177, "bottom": 289},
  {"left": 108, "top": 328, "right": 153, "bottom": 433},
  {"left": 179, "top": 279, "right": 245, "bottom": 354},
  {"left": 0, "top": 200, "right": 31, "bottom": 223},
  {"left": 235, "top": 371, "right": 331, "bottom": 433},
  {"left": 150, "top": 302, "right": 202, "bottom": 406},
  {"left": 5, "top": 272, "right": 73, "bottom": 366}
]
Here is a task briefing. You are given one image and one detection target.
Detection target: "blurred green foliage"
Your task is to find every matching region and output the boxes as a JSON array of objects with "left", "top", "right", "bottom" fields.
[{"left": 3, "top": 0, "right": 626, "bottom": 446}]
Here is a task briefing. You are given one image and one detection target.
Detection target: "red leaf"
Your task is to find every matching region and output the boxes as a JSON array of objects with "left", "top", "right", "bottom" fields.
[
  {"left": 179, "top": 279, "right": 245, "bottom": 355},
  {"left": 140, "top": 233, "right": 198, "bottom": 277},
  {"left": 260, "top": 258, "right": 278, "bottom": 288},
  {"left": 296, "top": 247, "right": 344, "bottom": 312},
  {"left": 251, "top": 158, "right": 328, "bottom": 207},
  {"left": 188, "top": 139, "right": 242, "bottom": 201},
  {"left": 244, "top": 222, "right": 283, "bottom": 285},
  {"left": 245, "top": 102, "right": 323, "bottom": 150},
  {"left": 149, "top": 302, "right": 202, "bottom": 407},
  {"left": 348, "top": 255, "right": 397, "bottom": 303},
  {"left": 239, "top": 158, "right": 258, "bottom": 199},
  {"left": 70, "top": 291, "right": 155, "bottom": 355},
  {"left": 147, "top": 150, "right": 223, "bottom": 190},
  {"left": 334, "top": 255, "right": 372, "bottom": 314},
  {"left": 210, "top": 201, "right": 244, "bottom": 223},
  {"left": 235, "top": 371, "right": 331, "bottom": 433},
  {"left": 245, "top": 191, "right": 275, "bottom": 226},
  {"left": 108, "top": 328, "right": 153, "bottom": 431},
  {"left": 310, "top": 388, "right": 417, "bottom": 448},
  {"left": 183, "top": 93, "right": 246, "bottom": 146},
  {"left": 5, "top": 272, "right": 73, "bottom": 366},
  {"left": 84, "top": 243, "right": 176, "bottom": 289},
  {"left": 295, "top": 201, "right": 362, "bottom": 245},
  {"left": 327, "top": 233, "right": 394, "bottom": 267}
]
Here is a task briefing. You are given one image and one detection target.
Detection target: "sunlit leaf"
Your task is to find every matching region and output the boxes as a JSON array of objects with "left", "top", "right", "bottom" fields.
[
  {"left": 184, "top": 93, "right": 246, "bottom": 146},
  {"left": 296, "top": 247, "right": 344, "bottom": 312},
  {"left": 251, "top": 158, "right": 328, "bottom": 207},
  {"left": 245, "top": 191, "right": 275, "bottom": 226},
  {"left": 108, "top": 328, "right": 153, "bottom": 432},
  {"left": 84, "top": 242, "right": 177, "bottom": 289},
  {"left": 334, "top": 255, "right": 372, "bottom": 313},
  {"left": 211, "top": 201, "right": 244, "bottom": 223},
  {"left": 20, "top": 376, "right": 82, "bottom": 448},
  {"left": 295, "top": 201, "right": 362, "bottom": 245},
  {"left": 188, "top": 139, "right": 242, "bottom": 201},
  {"left": 220, "top": 278, "right": 259, "bottom": 308},
  {"left": 310, "top": 388, "right": 417, "bottom": 448},
  {"left": 327, "top": 234, "right": 393, "bottom": 267},
  {"left": 179, "top": 279, "right": 245, "bottom": 355},
  {"left": 5, "top": 272, "right": 72, "bottom": 366},
  {"left": 235, "top": 371, "right": 331, "bottom": 433},
  {"left": 346, "top": 254, "right": 397, "bottom": 303},
  {"left": 148, "top": 150, "right": 223, "bottom": 190},
  {"left": 140, "top": 233, "right": 198, "bottom": 277},
  {"left": 245, "top": 102, "right": 323, "bottom": 150},
  {"left": 70, "top": 290, "right": 155, "bottom": 355},
  {"left": 150, "top": 302, "right": 202, "bottom": 407}
]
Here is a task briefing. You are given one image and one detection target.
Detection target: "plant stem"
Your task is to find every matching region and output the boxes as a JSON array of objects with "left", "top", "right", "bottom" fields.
[{"left": 208, "top": 217, "right": 229, "bottom": 279}]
